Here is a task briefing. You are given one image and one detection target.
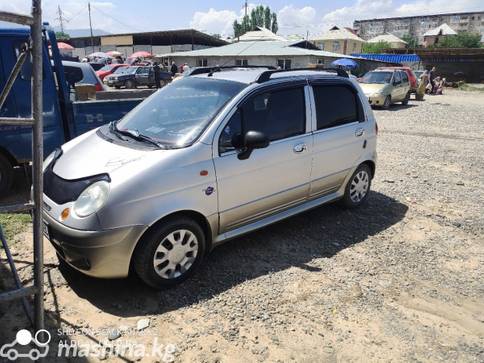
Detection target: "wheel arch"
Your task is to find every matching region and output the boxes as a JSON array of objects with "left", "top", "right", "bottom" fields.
[{"left": 361, "top": 160, "right": 376, "bottom": 179}]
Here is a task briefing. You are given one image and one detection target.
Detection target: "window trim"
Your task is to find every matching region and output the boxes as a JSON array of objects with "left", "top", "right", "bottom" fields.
[
  {"left": 308, "top": 80, "right": 366, "bottom": 133},
  {"left": 215, "top": 81, "right": 311, "bottom": 157}
]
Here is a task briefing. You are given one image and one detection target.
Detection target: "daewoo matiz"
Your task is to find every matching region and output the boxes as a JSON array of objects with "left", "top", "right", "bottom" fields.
[{"left": 43, "top": 67, "right": 377, "bottom": 288}]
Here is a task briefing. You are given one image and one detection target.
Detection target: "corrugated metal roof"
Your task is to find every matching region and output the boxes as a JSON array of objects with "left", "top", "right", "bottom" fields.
[
  {"left": 312, "top": 26, "right": 365, "bottom": 42},
  {"left": 238, "top": 27, "right": 287, "bottom": 42},
  {"left": 157, "top": 40, "right": 357, "bottom": 59},
  {"left": 351, "top": 53, "right": 420, "bottom": 63}
]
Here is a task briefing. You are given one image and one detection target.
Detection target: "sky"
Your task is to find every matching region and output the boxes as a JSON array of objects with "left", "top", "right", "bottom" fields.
[{"left": 1, "top": 0, "right": 483, "bottom": 37}]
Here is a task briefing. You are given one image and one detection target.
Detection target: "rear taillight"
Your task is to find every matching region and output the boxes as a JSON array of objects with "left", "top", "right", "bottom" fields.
[
  {"left": 95, "top": 83, "right": 103, "bottom": 92},
  {"left": 375, "top": 122, "right": 378, "bottom": 135}
]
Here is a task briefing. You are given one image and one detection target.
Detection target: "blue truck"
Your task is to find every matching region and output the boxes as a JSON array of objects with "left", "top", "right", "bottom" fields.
[{"left": 0, "top": 27, "right": 150, "bottom": 195}]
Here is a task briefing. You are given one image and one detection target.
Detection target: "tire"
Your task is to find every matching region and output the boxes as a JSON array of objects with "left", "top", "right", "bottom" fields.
[
  {"left": 133, "top": 217, "right": 206, "bottom": 289},
  {"left": 340, "top": 164, "right": 372, "bottom": 209},
  {"left": 0, "top": 153, "right": 14, "bottom": 196},
  {"left": 382, "top": 95, "right": 391, "bottom": 109},
  {"left": 114, "top": 85, "right": 121, "bottom": 89},
  {"left": 125, "top": 80, "right": 136, "bottom": 89},
  {"left": 402, "top": 92, "right": 410, "bottom": 105}
]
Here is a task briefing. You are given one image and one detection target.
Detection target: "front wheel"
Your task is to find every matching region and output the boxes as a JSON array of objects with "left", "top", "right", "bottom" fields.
[
  {"left": 340, "top": 164, "right": 372, "bottom": 208},
  {"left": 382, "top": 95, "right": 391, "bottom": 110},
  {"left": 133, "top": 217, "right": 206, "bottom": 288}
]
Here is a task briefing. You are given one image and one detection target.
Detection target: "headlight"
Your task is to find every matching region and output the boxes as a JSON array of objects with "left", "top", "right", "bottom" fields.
[
  {"left": 43, "top": 152, "right": 55, "bottom": 172},
  {"left": 72, "top": 181, "right": 110, "bottom": 217}
]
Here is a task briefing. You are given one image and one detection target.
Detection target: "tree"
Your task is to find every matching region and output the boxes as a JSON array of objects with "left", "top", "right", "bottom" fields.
[
  {"left": 55, "top": 31, "right": 70, "bottom": 40},
  {"left": 362, "top": 41, "right": 391, "bottom": 53},
  {"left": 435, "top": 32, "right": 481, "bottom": 48},
  {"left": 233, "top": 5, "right": 278, "bottom": 38},
  {"left": 401, "top": 33, "right": 419, "bottom": 49}
]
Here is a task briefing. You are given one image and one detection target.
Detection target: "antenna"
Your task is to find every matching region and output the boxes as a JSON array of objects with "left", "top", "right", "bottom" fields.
[{"left": 88, "top": 2, "right": 94, "bottom": 53}]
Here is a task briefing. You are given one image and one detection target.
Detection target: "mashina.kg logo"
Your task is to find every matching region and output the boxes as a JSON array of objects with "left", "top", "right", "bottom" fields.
[{"left": 0, "top": 329, "right": 51, "bottom": 361}]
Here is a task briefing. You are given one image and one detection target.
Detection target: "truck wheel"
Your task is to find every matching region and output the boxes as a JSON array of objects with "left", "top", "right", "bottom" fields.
[
  {"left": 0, "top": 154, "right": 14, "bottom": 196},
  {"left": 125, "top": 80, "right": 136, "bottom": 89},
  {"left": 133, "top": 217, "right": 206, "bottom": 289}
]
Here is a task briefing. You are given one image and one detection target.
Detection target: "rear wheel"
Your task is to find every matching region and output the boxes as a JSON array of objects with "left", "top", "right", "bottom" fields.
[
  {"left": 0, "top": 153, "right": 14, "bottom": 196},
  {"left": 133, "top": 217, "right": 206, "bottom": 288},
  {"left": 125, "top": 80, "right": 136, "bottom": 89},
  {"left": 340, "top": 164, "right": 372, "bottom": 208},
  {"left": 402, "top": 92, "right": 410, "bottom": 105},
  {"left": 382, "top": 95, "right": 391, "bottom": 109}
]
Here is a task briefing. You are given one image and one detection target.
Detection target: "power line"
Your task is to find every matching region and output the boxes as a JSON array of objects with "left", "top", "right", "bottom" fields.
[{"left": 89, "top": 4, "right": 144, "bottom": 32}]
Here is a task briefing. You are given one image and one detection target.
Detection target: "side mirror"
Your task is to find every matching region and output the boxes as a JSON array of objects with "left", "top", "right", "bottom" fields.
[{"left": 235, "top": 130, "right": 269, "bottom": 160}]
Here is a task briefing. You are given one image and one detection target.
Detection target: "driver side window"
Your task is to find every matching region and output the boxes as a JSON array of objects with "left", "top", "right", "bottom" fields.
[{"left": 219, "top": 110, "right": 242, "bottom": 154}]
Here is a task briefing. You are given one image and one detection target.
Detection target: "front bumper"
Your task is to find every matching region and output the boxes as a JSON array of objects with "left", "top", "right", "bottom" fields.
[
  {"left": 105, "top": 79, "right": 124, "bottom": 87},
  {"left": 43, "top": 211, "right": 146, "bottom": 278},
  {"left": 367, "top": 94, "right": 386, "bottom": 106}
]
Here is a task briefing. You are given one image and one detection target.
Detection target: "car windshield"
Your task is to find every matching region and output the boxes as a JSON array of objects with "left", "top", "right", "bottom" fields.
[
  {"left": 115, "top": 67, "right": 137, "bottom": 74},
  {"left": 361, "top": 71, "right": 393, "bottom": 84},
  {"left": 99, "top": 64, "right": 115, "bottom": 72},
  {"left": 116, "top": 77, "right": 245, "bottom": 148}
]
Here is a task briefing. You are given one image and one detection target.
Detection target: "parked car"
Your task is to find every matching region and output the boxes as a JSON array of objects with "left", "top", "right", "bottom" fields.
[
  {"left": 104, "top": 66, "right": 171, "bottom": 89},
  {"left": 96, "top": 63, "right": 128, "bottom": 81},
  {"left": 359, "top": 69, "right": 411, "bottom": 109},
  {"left": 62, "top": 60, "right": 106, "bottom": 92},
  {"left": 43, "top": 67, "right": 377, "bottom": 288},
  {"left": 377, "top": 66, "right": 417, "bottom": 95}
]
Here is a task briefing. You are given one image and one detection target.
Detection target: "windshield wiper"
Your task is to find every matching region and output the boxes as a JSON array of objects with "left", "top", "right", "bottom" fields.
[{"left": 110, "top": 122, "right": 164, "bottom": 149}]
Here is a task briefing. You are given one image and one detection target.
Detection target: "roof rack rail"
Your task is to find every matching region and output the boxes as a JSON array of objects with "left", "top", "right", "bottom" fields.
[
  {"left": 256, "top": 67, "right": 349, "bottom": 83},
  {"left": 188, "top": 65, "right": 276, "bottom": 77}
]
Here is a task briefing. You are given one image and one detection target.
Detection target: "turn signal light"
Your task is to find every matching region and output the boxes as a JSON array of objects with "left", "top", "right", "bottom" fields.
[{"left": 60, "top": 208, "right": 70, "bottom": 221}]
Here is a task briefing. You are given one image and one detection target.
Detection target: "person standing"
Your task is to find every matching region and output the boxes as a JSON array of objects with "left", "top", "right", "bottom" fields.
[
  {"left": 153, "top": 62, "right": 161, "bottom": 89},
  {"left": 429, "top": 67, "right": 436, "bottom": 94},
  {"left": 170, "top": 61, "right": 178, "bottom": 76}
]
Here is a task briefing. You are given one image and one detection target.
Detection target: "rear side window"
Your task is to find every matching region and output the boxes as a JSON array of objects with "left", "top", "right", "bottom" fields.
[
  {"left": 394, "top": 71, "right": 401, "bottom": 83},
  {"left": 313, "top": 85, "right": 361, "bottom": 130},
  {"left": 242, "top": 87, "right": 305, "bottom": 141},
  {"left": 401, "top": 71, "right": 408, "bottom": 83}
]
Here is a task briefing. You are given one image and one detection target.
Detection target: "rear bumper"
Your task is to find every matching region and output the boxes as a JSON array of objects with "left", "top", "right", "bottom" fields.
[{"left": 43, "top": 211, "right": 146, "bottom": 278}]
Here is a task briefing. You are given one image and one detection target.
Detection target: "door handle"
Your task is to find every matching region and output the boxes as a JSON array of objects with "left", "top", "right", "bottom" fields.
[
  {"left": 293, "top": 143, "right": 307, "bottom": 153},
  {"left": 355, "top": 128, "right": 365, "bottom": 137}
]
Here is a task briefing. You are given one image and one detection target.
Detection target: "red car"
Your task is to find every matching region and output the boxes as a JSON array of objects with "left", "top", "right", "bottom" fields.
[
  {"left": 96, "top": 64, "right": 128, "bottom": 81},
  {"left": 377, "top": 66, "right": 418, "bottom": 94}
]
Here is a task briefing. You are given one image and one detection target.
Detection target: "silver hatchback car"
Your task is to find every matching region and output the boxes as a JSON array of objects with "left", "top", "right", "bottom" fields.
[{"left": 43, "top": 67, "right": 377, "bottom": 288}]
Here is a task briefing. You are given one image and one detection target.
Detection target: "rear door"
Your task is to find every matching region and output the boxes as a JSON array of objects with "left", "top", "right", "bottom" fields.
[
  {"left": 214, "top": 83, "right": 313, "bottom": 232},
  {"left": 309, "top": 81, "right": 366, "bottom": 198},
  {"left": 136, "top": 67, "right": 150, "bottom": 86}
]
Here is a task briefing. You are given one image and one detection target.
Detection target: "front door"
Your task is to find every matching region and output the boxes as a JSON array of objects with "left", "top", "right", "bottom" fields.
[
  {"left": 214, "top": 85, "right": 312, "bottom": 232},
  {"left": 309, "top": 82, "right": 366, "bottom": 198}
]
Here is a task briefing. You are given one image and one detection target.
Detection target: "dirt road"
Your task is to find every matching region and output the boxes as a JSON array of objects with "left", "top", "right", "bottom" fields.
[{"left": 1, "top": 89, "right": 483, "bottom": 362}]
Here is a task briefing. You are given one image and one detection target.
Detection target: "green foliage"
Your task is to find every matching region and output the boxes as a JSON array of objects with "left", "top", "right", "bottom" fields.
[
  {"left": 233, "top": 5, "right": 278, "bottom": 38},
  {"left": 55, "top": 31, "right": 70, "bottom": 40},
  {"left": 434, "top": 32, "right": 481, "bottom": 48},
  {"left": 401, "top": 33, "right": 419, "bottom": 48},
  {"left": 362, "top": 41, "right": 391, "bottom": 53},
  {"left": 0, "top": 213, "right": 31, "bottom": 244}
]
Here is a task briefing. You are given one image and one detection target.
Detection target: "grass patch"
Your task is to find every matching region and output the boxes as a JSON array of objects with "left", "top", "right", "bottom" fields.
[{"left": 0, "top": 213, "right": 31, "bottom": 243}]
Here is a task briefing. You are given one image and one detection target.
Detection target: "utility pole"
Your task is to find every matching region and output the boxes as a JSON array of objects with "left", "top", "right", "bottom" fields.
[
  {"left": 244, "top": 0, "right": 248, "bottom": 17},
  {"left": 56, "top": 4, "right": 65, "bottom": 34},
  {"left": 88, "top": 2, "right": 94, "bottom": 53}
]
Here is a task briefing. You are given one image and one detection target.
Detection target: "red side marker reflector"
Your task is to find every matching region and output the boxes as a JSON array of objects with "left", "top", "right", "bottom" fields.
[{"left": 200, "top": 170, "right": 208, "bottom": 176}]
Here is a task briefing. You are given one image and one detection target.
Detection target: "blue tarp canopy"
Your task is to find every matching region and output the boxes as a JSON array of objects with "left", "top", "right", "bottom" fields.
[{"left": 351, "top": 53, "right": 420, "bottom": 63}]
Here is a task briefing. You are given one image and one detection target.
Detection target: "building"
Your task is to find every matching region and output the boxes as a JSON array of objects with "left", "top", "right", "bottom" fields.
[
  {"left": 311, "top": 26, "right": 365, "bottom": 54},
  {"left": 157, "top": 39, "right": 360, "bottom": 69},
  {"left": 423, "top": 23, "right": 457, "bottom": 47},
  {"left": 67, "top": 29, "right": 227, "bottom": 59},
  {"left": 367, "top": 33, "right": 407, "bottom": 49},
  {"left": 354, "top": 11, "right": 484, "bottom": 44}
]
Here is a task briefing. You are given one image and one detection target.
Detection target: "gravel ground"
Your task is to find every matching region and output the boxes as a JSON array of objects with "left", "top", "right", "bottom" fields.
[{"left": 1, "top": 89, "right": 483, "bottom": 363}]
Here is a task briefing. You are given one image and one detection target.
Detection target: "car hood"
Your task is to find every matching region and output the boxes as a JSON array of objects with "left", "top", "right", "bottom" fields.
[
  {"left": 360, "top": 83, "right": 388, "bottom": 95},
  {"left": 53, "top": 129, "right": 158, "bottom": 180}
]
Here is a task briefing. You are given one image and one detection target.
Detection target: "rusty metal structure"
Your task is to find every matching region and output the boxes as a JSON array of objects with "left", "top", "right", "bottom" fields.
[{"left": 0, "top": 0, "right": 45, "bottom": 334}]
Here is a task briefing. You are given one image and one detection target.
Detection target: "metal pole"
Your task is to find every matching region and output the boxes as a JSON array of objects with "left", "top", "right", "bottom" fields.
[
  {"left": 31, "top": 0, "right": 44, "bottom": 334},
  {"left": 88, "top": 2, "right": 94, "bottom": 53}
]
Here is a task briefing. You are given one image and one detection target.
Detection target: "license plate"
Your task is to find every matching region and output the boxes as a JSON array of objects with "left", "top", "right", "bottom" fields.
[{"left": 43, "top": 222, "right": 50, "bottom": 240}]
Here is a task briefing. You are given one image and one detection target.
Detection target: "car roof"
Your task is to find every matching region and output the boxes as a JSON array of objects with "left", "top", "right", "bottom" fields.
[{"left": 192, "top": 68, "right": 351, "bottom": 85}]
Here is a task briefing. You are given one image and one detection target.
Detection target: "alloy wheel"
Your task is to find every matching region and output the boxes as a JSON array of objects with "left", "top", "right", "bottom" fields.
[{"left": 152, "top": 229, "right": 199, "bottom": 279}]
